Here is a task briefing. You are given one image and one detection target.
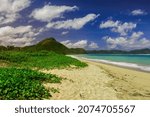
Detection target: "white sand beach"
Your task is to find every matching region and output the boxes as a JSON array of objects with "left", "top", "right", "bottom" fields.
[{"left": 42, "top": 58, "right": 150, "bottom": 100}]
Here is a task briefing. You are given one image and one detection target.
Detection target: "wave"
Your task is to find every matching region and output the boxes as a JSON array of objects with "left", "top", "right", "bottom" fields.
[{"left": 79, "top": 57, "right": 150, "bottom": 72}]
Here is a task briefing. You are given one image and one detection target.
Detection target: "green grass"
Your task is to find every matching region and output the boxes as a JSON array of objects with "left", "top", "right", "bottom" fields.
[
  {"left": 0, "top": 51, "right": 87, "bottom": 69},
  {"left": 0, "top": 68, "right": 61, "bottom": 100},
  {"left": 0, "top": 50, "right": 87, "bottom": 99}
]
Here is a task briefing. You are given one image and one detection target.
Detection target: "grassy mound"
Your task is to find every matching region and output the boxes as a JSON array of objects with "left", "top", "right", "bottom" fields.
[{"left": 0, "top": 51, "right": 87, "bottom": 69}]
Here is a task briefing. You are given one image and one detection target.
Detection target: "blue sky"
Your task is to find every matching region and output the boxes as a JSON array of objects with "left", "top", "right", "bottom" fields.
[{"left": 0, "top": 0, "right": 150, "bottom": 50}]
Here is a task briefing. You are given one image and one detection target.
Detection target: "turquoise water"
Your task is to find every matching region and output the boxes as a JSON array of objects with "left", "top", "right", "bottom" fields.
[
  {"left": 78, "top": 54, "right": 150, "bottom": 66},
  {"left": 77, "top": 54, "right": 150, "bottom": 72}
]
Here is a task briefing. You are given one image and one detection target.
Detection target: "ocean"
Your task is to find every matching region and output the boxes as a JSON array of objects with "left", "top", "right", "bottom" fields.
[{"left": 77, "top": 54, "right": 150, "bottom": 72}]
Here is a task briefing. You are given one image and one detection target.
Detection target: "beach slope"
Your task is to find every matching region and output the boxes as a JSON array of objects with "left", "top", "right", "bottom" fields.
[{"left": 42, "top": 58, "right": 150, "bottom": 100}]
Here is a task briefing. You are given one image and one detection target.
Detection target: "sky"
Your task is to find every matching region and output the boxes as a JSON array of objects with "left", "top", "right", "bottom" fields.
[{"left": 0, "top": 0, "right": 150, "bottom": 50}]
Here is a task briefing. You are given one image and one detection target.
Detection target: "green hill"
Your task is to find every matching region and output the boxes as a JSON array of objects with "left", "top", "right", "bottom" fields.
[
  {"left": 129, "top": 48, "right": 150, "bottom": 54},
  {"left": 22, "top": 38, "right": 70, "bottom": 54},
  {"left": 22, "top": 37, "right": 150, "bottom": 54},
  {"left": 2, "top": 37, "right": 149, "bottom": 54},
  {"left": 70, "top": 48, "right": 87, "bottom": 54},
  {"left": 0, "top": 37, "right": 86, "bottom": 54},
  {"left": 0, "top": 46, "right": 7, "bottom": 51}
]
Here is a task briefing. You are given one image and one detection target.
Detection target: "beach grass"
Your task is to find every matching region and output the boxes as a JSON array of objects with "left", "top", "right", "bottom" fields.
[
  {"left": 0, "top": 50, "right": 87, "bottom": 69},
  {"left": 0, "top": 51, "right": 87, "bottom": 100}
]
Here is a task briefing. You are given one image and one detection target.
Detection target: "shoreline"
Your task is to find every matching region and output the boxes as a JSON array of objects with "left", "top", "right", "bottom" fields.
[
  {"left": 69, "top": 55, "right": 150, "bottom": 73},
  {"left": 42, "top": 55, "right": 150, "bottom": 100},
  {"left": 79, "top": 58, "right": 150, "bottom": 99}
]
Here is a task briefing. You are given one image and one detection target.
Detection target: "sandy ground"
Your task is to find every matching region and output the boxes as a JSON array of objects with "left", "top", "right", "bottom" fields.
[
  {"left": 88, "top": 60, "right": 150, "bottom": 100},
  {"left": 42, "top": 63, "right": 118, "bottom": 100},
  {"left": 41, "top": 58, "right": 150, "bottom": 100}
]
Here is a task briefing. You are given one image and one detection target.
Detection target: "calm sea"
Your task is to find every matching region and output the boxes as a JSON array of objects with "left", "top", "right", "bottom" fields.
[{"left": 77, "top": 54, "right": 150, "bottom": 72}]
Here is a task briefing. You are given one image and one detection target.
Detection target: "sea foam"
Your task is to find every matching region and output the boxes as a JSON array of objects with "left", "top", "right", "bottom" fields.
[{"left": 80, "top": 57, "right": 150, "bottom": 72}]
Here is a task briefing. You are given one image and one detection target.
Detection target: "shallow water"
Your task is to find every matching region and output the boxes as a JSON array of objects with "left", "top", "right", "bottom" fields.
[{"left": 77, "top": 54, "right": 150, "bottom": 72}]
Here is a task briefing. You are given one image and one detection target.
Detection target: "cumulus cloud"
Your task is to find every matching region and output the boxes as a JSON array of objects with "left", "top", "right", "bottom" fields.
[
  {"left": 46, "top": 14, "right": 99, "bottom": 30},
  {"left": 30, "top": 4, "right": 99, "bottom": 32},
  {"left": 100, "top": 20, "right": 119, "bottom": 28},
  {"left": 104, "top": 31, "right": 150, "bottom": 49},
  {"left": 61, "top": 40, "right": 99, "bottom": 49},
  {"left": 88, "top": 42, "right": 99, "bottom": 49},
  {"left": 61, "top": 40, "right": 88, "bottom": 48},
  {"left": 0, "top": 25, "right": 40, "bottom": 47},
  {"left": 30, "top": 4, "right": 78, "bottom": 22},
  {"left": 0, "top": 0, "right": 31, "bottom": 25},
  {"left": 0, "top": 1, "right": 99, "bottom": 47},
  {"left": 61, "top": 31, "right": 69, "bottom": 35},
  {"left": 130, "top": 31, "right": 144, "bottom": 40},
  {"left": 100, "top": 20, "right": 136, "bottom": 36},
  {"left": 131, "top": 9, "right": 147, "bottom": 16}
]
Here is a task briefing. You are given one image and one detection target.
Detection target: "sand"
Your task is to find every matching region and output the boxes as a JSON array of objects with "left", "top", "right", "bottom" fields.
[
  {"left": 87, "top": 60, "right": 150, "bottom": 100},
  {"left": 41, "top": 57, "right": 150, "bottom": 100},
  {"left": 0, "top": 61, "right": 9, "bottom": 67}
]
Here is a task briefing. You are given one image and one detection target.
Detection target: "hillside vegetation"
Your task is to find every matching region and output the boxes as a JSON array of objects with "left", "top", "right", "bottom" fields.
[
  {"left": 0, "top": 37, "right": 87, "bottom": 54},
  {"left": 23, "top": 38, "right": 70, "bottom": 54},
  {"left": 0, "top": 51, "right": 87, "bottom": 69},
  {"left": 87, "top": 48, "right": 150, "bottom": 54}
]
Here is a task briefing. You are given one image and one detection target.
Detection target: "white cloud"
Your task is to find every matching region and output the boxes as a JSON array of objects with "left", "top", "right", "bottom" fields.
[
  {"left": 89, "top": 42, "right": 99, "bottom": 49},
  {"left": 0, "top": 0, "right": 31, "bottom": 25},
  {"left": 61, "top": 40, "right": 71, "bottom": 46},
  {"left": 61, "top": 40, "right": 88, "bottom": 48},
  {"left": 105, "top": 36, "right": 127, "bottom": 49},
  {"left": 0, "top": 25, "right": 40, "bottom": 47},
  {"left": 72, "top": 40, "right": 88, "bottom": 48},
  {"left": 100, "top": 20, "right": 136, "bottom": 36},
  {"left": 30, "top": 4, "right": 78, "bottom": 22},
  {"left": 30, "top": 4, "right": 99, "bottom": 32},
  {"left": 104, "top": 31, "right": 150, "bottom": 49},
  {"left": 61, "top": 31, "right": 69, "bottom": 35},
  {"left": 130, "top": 31, "right": 144, "bottom": 40},
  {"left": 112, "top": 22, "right": 136, "bottom": 36},
  {"left": 100, "top": 20, "right": 119, "bottom": 28},
  {"left": 131, "top": 9, "right": 147, "bottom": 16},
  {"left": 61, "top": 40, "right": 99, "bottom": 49},
  {"left": 46, "top": 14, "right": 99, "bottom": 30}
]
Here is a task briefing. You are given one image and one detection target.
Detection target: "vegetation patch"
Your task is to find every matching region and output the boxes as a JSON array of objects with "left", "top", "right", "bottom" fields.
[
  {"left": 0, "top": 68, "right": 61, "bottom": 100},
  {"left": 0, "top": 51, "right": 87, "bottom": 69},
  {"left": 0, "top": 50, "right": 87, "bottom": 100}
]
